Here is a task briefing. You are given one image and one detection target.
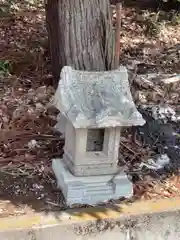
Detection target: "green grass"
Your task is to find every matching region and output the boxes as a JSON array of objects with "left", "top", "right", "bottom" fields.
[{"left": 0, "top": 60, "right": 11, "bottom": 76}]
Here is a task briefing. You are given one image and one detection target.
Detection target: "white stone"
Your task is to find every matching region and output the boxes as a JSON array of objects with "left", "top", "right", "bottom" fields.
[
  {"left": 140, "top": 154, "right": 170, "bottom": 170},
  {"left": 52, "top": 159, "right": 133, "bottom": 206},
  {"left": 54, "top": 113, "right": 66, "bottom": 135}
]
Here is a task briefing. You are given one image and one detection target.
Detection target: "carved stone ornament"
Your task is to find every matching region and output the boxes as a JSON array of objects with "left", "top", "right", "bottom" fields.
[
  {"left": 53, "top": 66, "right": 145, "bottom": 128},
  {"left": 52, "top": 66, "right": 145, "bottom": 205}
]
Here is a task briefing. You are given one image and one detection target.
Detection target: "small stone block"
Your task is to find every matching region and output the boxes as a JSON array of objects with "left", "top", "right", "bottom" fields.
[
  {"left": 52, "top": 159, "right": 133, "bottom": 206},
  {"left": 54, "top": 113, "right": 66, "bottom": 135}
]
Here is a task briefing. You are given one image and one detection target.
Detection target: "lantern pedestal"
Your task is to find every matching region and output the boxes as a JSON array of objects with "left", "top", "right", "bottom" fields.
[{"left": 52, "top": 159, "right": 133, "bottom": 205}]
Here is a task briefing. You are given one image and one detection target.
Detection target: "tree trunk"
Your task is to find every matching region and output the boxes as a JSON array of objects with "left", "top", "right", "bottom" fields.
[{"left": 45, "top": 0, "right": 114, "bottom": 85}]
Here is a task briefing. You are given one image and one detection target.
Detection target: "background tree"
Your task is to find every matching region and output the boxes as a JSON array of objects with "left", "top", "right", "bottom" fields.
[{"left": 45, "top": 0, "right": 115, "bottom": 84}]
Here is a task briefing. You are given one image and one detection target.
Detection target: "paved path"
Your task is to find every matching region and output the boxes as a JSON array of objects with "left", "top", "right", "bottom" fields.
[{"left": 0, "top": 197, "right": 180, "bottom": 239}]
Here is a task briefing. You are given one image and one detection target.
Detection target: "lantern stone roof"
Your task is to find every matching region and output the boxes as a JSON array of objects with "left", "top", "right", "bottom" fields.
[{"left": 53, "top": 66, "right": 145, "bottom": 128}]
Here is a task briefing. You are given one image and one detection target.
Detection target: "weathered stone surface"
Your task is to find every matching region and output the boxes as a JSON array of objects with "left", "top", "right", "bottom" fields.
[
  {"left": 52, "top": 159, "right": 133, "bottom": 205},
  {"left": 53, "top": 66, "right": 145, "bottom": 128},
  {"left": 63, "top": 119, "right": 121, "bottom": 176},
  {"left": 54, "top": 113, "right": 66, "bottom": 135},
  {"left": 52, "top": 66, "right": 145, "bottom": 204}
]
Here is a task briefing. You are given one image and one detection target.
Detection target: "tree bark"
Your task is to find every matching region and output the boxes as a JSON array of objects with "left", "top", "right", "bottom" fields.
[{"left": 45, "top": 0, "right": 114, "bottom": 85}]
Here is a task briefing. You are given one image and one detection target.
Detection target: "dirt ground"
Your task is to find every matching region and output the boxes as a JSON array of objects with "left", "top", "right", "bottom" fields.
[{"left": 0, "top": 0, "right": 180, "bottom": 217}]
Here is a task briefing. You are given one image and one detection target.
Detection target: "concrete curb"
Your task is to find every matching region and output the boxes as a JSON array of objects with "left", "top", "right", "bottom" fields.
[{"left": 1, "top": 197, "right": 180, "bottom": 239}]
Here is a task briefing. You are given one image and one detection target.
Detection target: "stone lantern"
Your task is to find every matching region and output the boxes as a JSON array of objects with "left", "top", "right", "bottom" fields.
[{"left": 52, "top": 66, "right": 145, "bottom": 205}]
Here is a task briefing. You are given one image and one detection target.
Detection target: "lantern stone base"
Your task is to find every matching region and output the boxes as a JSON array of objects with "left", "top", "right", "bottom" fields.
[{"left": 52, "top": 159, "right": 133, "bottom": 206}]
